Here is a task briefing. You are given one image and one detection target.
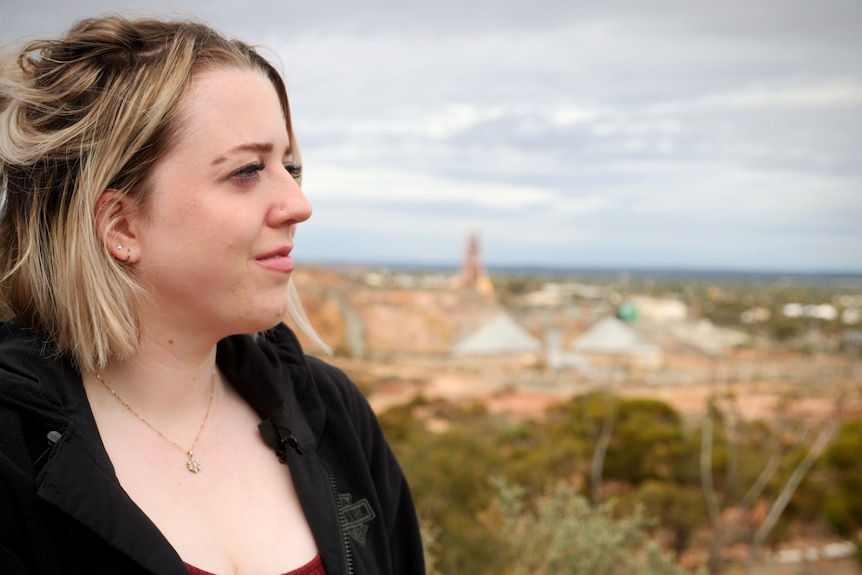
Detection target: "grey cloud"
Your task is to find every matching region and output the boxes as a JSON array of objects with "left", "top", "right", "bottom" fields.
[{"left": 2, "top": 0, "right": 860, "bottom": 271}]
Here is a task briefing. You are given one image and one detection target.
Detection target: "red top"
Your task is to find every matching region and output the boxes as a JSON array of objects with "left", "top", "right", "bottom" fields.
[{"left": 186, "top": 554, "right": 325, "bottom": 575}]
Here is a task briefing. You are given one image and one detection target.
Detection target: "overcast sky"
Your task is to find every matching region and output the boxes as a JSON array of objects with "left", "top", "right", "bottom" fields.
[{"left": 3, "top": 1, "right": 861, "bottom": 273}]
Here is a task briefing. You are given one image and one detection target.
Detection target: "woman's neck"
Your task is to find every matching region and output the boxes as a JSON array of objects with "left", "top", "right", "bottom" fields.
[{"left": 92, "top": 320, "right": 222, "bottom": 417}]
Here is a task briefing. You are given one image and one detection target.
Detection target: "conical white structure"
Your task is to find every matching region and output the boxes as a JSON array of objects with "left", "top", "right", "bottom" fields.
[{"left": 452, "top": 312, "right": 542, "bottom": 356}]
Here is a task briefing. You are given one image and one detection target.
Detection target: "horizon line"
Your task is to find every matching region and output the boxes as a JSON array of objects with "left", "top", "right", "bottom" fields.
[{"left": 300, "top": 258, "right": 862, "bottom": 280}]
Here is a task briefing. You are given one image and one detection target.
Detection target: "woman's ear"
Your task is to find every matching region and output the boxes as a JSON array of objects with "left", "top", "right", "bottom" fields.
[{"left": 94, "top": 189, "right": 140, "bottom": 264}]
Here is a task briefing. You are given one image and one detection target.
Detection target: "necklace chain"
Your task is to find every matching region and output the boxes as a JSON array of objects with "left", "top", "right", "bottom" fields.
[{"left": 95, "top": 369, "right": 216, "bottom": 473}]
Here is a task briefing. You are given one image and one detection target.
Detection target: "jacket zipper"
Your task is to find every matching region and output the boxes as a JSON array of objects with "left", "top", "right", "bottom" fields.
[{"left": 323, "top": 461, "right": 355, "bottom": 575}]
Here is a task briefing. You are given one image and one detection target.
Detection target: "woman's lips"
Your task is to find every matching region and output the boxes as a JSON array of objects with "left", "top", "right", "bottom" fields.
[{"left": 255, "top": 249, "right": 295, "bottom": 273}]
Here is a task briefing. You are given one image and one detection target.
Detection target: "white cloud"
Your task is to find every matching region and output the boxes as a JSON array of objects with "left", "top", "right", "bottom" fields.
[
  {"left": 649, "top": 77, "right": 862, "bottom": 115},
  {"left": 305, "top": 165, "right": 560, "bottom": 210},
  {"left": 549, "top": 106, "right": 601, "bottom": 127}
]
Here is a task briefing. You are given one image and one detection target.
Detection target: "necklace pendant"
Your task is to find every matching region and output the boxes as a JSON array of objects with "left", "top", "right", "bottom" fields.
[{"left": 186, "top": 451, "right": 201, "bottom": 473}]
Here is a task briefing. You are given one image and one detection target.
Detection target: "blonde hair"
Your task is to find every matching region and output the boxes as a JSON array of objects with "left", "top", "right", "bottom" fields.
[{"left": 0, "top": 16, "right": 327, "bottom": 372}]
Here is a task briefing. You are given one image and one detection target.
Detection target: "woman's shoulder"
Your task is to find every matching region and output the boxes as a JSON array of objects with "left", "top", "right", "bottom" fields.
[
  {"left": 0, "top": 319, "right": 40, "bottom": 359},
  {"left": 0, "top": 321, "right": 86, "bottom": 472},
  {"left": 0, "top": 320, "right": 71, "bottom": 402}
]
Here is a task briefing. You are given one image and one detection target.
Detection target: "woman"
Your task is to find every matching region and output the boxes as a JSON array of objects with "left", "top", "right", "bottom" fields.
[{"left": 0, "top": 15, "right": 425, "bottom": 575}]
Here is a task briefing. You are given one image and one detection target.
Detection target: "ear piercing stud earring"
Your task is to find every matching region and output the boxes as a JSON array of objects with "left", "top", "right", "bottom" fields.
[{"left": 116, "top": 243, "right": 131, "bottom": 262}]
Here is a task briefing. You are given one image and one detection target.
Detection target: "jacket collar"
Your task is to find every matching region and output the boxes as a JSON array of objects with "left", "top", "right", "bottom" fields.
[
  {"left": 1, "top": 320, "right": 324, "bottom": 573},
  {"left": 216, "top": 323, "right": 326, "bottom": 454}
]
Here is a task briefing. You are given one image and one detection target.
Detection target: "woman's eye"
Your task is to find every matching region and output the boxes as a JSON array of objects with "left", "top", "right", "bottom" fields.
[
  {"left": 233, "top": 162, "right": 265, "bottom": 183},
  {"left": 285, "top": 163, "right": 302, "bottom": 181}
]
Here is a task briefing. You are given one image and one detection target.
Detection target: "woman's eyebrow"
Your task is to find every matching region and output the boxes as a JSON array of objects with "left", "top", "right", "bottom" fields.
[{"left": 210, "top": 142, "right": 275, "bottom": 166}]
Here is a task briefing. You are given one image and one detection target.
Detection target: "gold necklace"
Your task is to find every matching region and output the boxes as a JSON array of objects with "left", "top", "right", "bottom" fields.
[{"left": 95, "top": 369, "right": 216, "bottom": 473}]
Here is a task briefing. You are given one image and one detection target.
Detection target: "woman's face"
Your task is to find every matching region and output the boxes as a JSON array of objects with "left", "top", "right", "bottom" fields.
[{"left": 131, "top": 66, "right": 312, "bottom": 337}]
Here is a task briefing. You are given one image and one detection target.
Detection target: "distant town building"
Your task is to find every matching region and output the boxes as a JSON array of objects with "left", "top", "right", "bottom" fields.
[
  {"left": 627, "top": 296, "right": 688, "bottom": 322},
  {"left": 544, "top": 328, "right": 591, "bottom": 373},
  {"left": 741, "top": 306, "right": 771, "bottom": 324},
  {"left": 841, "top": 307, "right": 860, "bottom": 325},
  {"left": 460, "top": 232, "right": 495, "bottom": 296},
  {"left": 783, "top": 303, "right": 838, "bottom": 321}
]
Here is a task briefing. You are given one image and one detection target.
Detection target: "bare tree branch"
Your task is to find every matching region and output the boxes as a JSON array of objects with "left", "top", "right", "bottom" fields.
[
  {"left": 718, "top": 396, "right": 742, "bottom": 501},
  {"left": 701, "top": 398, "right": 724, "bottom": 574},
  {"left": 740, "top": 451, "right": 782, "bottom": 512},
  {"left": 743, "top": 396, "right": 844, "bottom": 575},
  {"left": 591, "top": 393, "right": 618, "bottom": 506}
]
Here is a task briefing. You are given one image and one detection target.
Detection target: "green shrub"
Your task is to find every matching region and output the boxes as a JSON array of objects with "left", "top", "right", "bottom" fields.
[{"left": 483, "top": 479, "right": 703, "bottom": 575}]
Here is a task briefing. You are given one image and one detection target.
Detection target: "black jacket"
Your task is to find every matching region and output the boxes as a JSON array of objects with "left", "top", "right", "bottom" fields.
[{"left": 0, "top": 320, "right": 425, "bottom": 575}]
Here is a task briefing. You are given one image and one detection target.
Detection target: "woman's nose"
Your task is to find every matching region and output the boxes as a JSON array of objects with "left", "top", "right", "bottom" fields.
[{"left": 267, "top": 175, "right": 312, "bottom": 227}]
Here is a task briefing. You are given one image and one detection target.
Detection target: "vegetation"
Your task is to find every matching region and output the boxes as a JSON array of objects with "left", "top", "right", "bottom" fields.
[
  {"left": 483, "top": 478, "right": 701, "bottom": 575},
  {"left": 379, "top": 393, "right": 862, "bottom": 574},
  {"left": 335, "top": 267, "right": 862, "bottom": 571},
  {"left": 824, "top": 419, "right": 862, "bottom": 550}
]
